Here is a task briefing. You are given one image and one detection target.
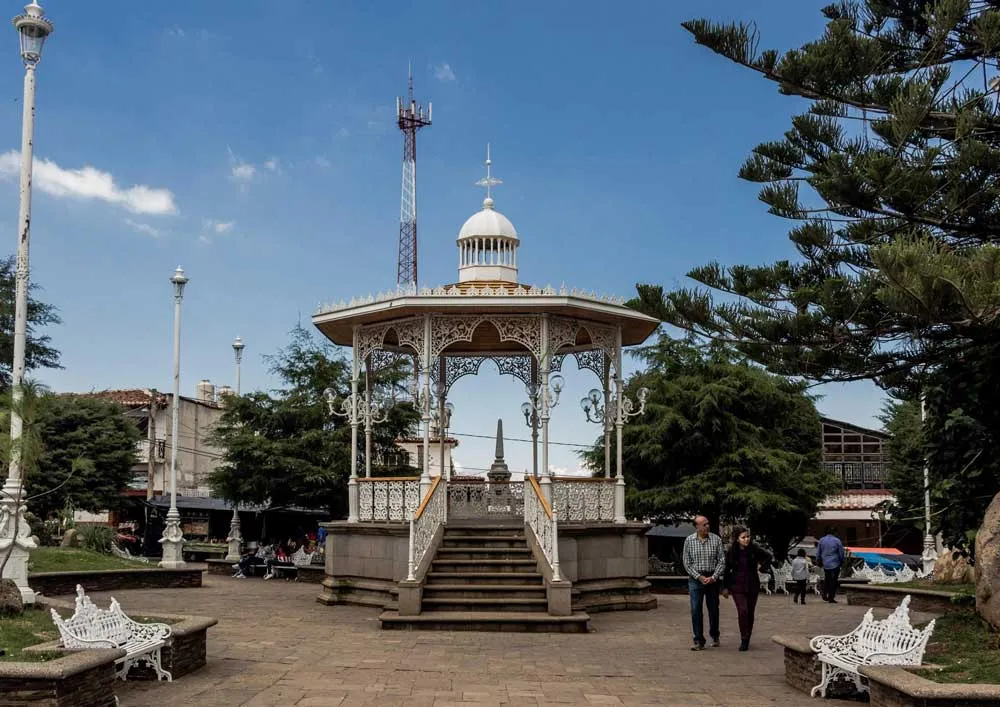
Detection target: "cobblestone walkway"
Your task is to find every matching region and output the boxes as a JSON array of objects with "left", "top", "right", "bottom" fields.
[{"left": 72, "top": 576, "right": 937, "bottom": 706}]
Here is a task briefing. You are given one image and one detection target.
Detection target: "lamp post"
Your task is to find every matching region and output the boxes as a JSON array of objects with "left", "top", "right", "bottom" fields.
[
  {"left": 433, "top": 399, "right": 454, "bottom": 481},
  {"left": 159, "top": 266, "right": 188, "bottom": 568},
  {"left": 580, "top": 387, "right": 614, "bottom": 478},
  {"left": 224, "top": 336, "right": 245, "bottom": 563},
  {"left": 1, "top": 1, "right": 53, "bottom": 605},
  {"left": 520, "top": 400, "right": 538, "bottom": 478},
  {"left": 524, "top": 374, "right": 564, "bottom": 503},
  {"left": 920, "top": 396, "right": 938, "bottom": 574}
]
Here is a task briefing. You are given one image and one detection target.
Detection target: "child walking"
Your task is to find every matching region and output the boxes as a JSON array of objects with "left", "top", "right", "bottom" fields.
[{"left": 791, "top": 549, "right": 809, "bottom": 604}]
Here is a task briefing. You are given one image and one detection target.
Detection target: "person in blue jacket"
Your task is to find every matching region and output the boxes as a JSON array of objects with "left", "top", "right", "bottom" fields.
[{"left": 816, "top": 527, "right": 845, "bottom": 603}]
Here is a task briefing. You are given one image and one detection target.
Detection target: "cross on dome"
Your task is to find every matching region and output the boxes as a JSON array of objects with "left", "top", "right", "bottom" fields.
[{"left": 474, "top": 143, "right": 503, "bottom": 208}]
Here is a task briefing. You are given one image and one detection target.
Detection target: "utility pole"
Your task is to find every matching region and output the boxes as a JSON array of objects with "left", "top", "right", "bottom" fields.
[{"left": 147, "top": 389, "right": 157, "bottom": 501}]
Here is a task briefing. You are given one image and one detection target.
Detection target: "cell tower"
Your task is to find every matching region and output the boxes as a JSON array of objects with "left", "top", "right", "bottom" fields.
[{"left": 396, "top": 66, "right": 432, "bottom": 287}]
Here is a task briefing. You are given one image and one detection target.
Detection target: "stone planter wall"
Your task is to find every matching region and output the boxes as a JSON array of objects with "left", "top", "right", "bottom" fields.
[
  {"left": 30, "top": 568, "right": 203, "bottom": 597},
  {"left": 845, "top": 584, "right": 966, "bottom": 614},
  {"left": 647, "top": 575, "right": 689, "bottom": 595},
  {"left": 0, "top": 649, "right": 122, "bottom": 707},
  {"left": 39, "top": 598, "right": 217, "bottom": 681},
  {"left": 206, "top": 559, "right": 324, "bottom": 584},
  {"left": 770, "top": 635, "right": 856, "bottom": 700},
  {"left": 862, "top": 666, "right": 1000, "bottom": 707}
]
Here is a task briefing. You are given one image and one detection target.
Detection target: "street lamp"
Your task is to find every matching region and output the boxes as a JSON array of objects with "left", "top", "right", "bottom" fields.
[
  {"left": 581, "top": 387, "right": 614, "bottom": 478},
  {"left": 524, "top": 373, "right": 564, "bottom": 501},
  {"left": 159, "top": 266, "right": 188, "bottom": 568},
  {"left": 1, "top": 1, "right": 54, "bottom": 605},
  {"left": 224, "top": 336, "right": 245, "bottom": 563},
  {"left": 433, "top": 400, "right": 455, "bottom": 481},
  {"left": 920, "top": 397, "right": 938, "bottom": 573},
  {"left": 520, "top": 400, "right": 539, "bottom": 478}
]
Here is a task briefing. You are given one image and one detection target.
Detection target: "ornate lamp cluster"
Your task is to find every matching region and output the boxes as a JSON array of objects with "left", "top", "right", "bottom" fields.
[
  {"left": 580, "top": 386, "right": 650, "bottom": 426},
  {"left": 522, "top": 373, "right": 565, "bottom": 421},
  {"left": 323, "top": 388, "right": 389, "bottom": 428}
]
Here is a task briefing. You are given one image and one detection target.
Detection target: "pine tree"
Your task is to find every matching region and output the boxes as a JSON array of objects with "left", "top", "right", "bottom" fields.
[
  {"left": 0, "top": 255, "right": 61, "bottom": 390},
  {"left": 634, "top": 1, "right": 1000, "bottom": 388}
]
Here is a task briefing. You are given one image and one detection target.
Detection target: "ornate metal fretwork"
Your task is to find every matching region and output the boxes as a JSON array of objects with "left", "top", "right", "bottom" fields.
[
  {"left": 367, "top": 349, "right": 401, "bottom": 376},
  {"left": 551, "top": 479, "right": 616, "bottom": 522},
  {"left": 494, "top": 355, "right": 534, "bottom": 388},
  {"left": 548, "top": 316, "right": 580, "bottom": 356},
  {"left": 582, "top": 322, "right": 617, "bottom": 370},
  {"left": 358, "top": 324, "right": 392, "bottom": 361},
  {"left": 431, "top": 315, "right": 486, "bottom": 359},
  {"left": 393, "top": 318, "right": 427, "bottom": 361},
  {"left": 448, "top": 481, "right": 524, "bottom": 519},
  {"left": 357, "top": 478, "right": 420, "bottom": 521},
  {"left": 429, "top": 354, "right": 540, "bottom": 397},
  {"left": 489, "top": 316, "right": 541, "bottom": 358},
  {"left": 408, "top": 478, "right": 447, "bottom": 580},
  {"left": 573, "top": 349, "right": 607, "bottom": 385}
]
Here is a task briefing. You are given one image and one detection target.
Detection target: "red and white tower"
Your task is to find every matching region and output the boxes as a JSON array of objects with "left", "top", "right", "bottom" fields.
[{"left": 396, "top": 67, "right": 432, "bottom": 287}]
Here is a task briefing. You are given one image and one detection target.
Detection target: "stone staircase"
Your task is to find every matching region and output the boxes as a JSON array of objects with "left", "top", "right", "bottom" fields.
[{"left": 379, "top": 522, "right": 590, "bottom": 632}]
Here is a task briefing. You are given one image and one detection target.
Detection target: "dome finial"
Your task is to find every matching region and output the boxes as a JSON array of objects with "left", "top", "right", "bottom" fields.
[{"left": 474, "top": 142, "right": 502, "bottom": 208}]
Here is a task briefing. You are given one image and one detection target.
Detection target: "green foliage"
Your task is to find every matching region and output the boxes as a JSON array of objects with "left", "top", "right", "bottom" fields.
[
  {"left": 636, "top": 3, "right": 1000, "bottom": 389},
  {"left": 0, "top": 255, "right": 62, "bottom": 391},
  {"left": 28, "top": 547, "right": 147, "bottom": 573},
  {"left": 25, "top": 395, "right": 141, "bottom": 519},
  {"left": 208, "top": 324, "right": 419, "bottom": 516},
  {"left": 917, "top": 609, "right": 1000, "bottom": 684},
  {"left": 78, "top": 525, "right": 115, "bottom": 555},
  {"left": 582, "top": 335, "right": 837, "bottom": 557}
]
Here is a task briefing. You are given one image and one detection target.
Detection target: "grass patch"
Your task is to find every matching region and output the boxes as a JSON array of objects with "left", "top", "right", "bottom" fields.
[
  {"left": 0, "top": 606, "right": 61, "bottom": 662},
  {"left": 916, "top": 610, "right": 1000, "bottom": 684},
  {"left": 890, "top": 580, "right": 976, "bottom": 594},
  {"left": 28, "top": 547, "right": 150, "bottom": 574}
]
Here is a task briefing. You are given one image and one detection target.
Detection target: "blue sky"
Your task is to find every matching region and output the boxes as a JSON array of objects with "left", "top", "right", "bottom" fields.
[{"left": 0, "top": 0, "right": 889, "bottom": 475}]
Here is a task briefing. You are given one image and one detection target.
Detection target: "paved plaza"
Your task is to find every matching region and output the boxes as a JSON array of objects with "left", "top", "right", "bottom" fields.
[{"left": 71, "top": 576, "right": 937, "bottom": 707}]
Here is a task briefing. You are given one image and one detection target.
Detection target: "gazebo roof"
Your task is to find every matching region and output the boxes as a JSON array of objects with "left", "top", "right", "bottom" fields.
[{"left": 312, "top": 283, "right": 660, "bottom": 353}]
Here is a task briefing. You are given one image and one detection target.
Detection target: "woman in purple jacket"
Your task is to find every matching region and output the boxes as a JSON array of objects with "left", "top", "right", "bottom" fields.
[{"left": 722, "top": 527, "right": 770, "bottom": 651}]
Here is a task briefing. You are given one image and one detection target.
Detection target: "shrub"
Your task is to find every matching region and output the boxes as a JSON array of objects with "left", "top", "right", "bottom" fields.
[{"left": 80, "top": 525, "right": 116, "bottom": 554}]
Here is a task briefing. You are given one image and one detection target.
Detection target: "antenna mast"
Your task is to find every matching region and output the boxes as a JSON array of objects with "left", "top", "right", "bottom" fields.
[{"left": 396, "top": 66, "right": 432, "bottom": 287}]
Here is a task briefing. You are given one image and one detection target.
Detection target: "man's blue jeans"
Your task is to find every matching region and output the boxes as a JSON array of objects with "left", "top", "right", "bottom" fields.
[{"left": 688, "top": 577, "right": 721, "bottom": 645}]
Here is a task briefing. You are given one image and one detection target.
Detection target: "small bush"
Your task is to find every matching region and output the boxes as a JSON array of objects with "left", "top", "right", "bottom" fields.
[{"left": 79, "top": 525, "right": 116, "bottom": 554}]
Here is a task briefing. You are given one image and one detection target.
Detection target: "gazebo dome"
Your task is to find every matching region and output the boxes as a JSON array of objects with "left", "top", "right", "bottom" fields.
[
  {"left": 457, "top": 148, "right": 519, "bottom": 284},
  {"left": 459, "top": 197, "right": 518, "bottom": 240}
]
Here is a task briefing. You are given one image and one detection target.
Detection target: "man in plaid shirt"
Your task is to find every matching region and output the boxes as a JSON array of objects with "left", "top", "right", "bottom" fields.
[{"left": 683, "top": 515, "right": 726, "bottom": 650}]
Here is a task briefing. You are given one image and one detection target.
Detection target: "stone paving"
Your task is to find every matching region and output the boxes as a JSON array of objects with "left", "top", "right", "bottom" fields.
[{"left": 67, "top": 576, "right": 939, "bottom": 706}]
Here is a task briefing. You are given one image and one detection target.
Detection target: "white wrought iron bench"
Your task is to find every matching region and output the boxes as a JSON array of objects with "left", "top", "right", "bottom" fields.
[
  {"left": 267, "top": 548, "right": 316, "bottom": 581},
  {"left": 50, "top": 585, "right": 172, "bottom": 682},
  {"left": 808, "top": 595, "right": 934, "bottom": 698},
  {"left": 758, "top": 570, "right": 772, "bottom": 595},
  {"left": 111, "top": 543, "right": 149, "bottom": 564}
]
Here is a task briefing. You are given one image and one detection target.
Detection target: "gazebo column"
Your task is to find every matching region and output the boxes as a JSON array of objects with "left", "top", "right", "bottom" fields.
[
  {"left": 539, "top": 314, "right": 553, "bottom": 505},
  {"left": 438, "top": 358, "right": 448, "bottom": 482},
  {"left": 364, "top": 355, "right": 373, "bottom": 478},
  {"left": 530, "top": 357, "right": 539, "bottom": 478},
  {"left": 613, "top": 325, "right": 626, "bottom": 524},
  {"left": 420, "top": 314, "right": 433, "bottom": 500},
  {"left": 348, "top": 325, "right": 360, "bottom": 523},
  {"left": 603, "top": 354, "right": 612, "bottom": 478}
]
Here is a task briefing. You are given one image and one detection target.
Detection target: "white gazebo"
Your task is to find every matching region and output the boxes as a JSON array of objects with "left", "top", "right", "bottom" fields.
[{"left": 312, "top": 152, "right": 659, "bottom": 628}]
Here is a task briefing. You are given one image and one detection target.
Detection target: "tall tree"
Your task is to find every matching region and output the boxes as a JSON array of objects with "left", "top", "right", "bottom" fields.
[
  {"left": 583, "top": 335, "right": 838, "bottom": 557},
  {"left": 27, "top": 395, "right": 141, "bottom": 519},
  {"left": 0, "top": 255, "right": 62, "bottom": 390},
  {"left": 208, "top": 324, "right": 418, "bottom": 517},
  {"left": 633, "top": 2, "right": 1000, "bottom": 391}
]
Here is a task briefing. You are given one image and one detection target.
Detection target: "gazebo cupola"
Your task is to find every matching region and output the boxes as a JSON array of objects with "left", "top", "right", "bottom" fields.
[{"left": 457, "top": 145, "right": 519, "bottom": 284}]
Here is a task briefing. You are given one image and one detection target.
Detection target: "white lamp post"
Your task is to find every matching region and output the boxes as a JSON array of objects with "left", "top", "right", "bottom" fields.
[
  {"left": 920, "top": 396, "right": 938, "bottom": 574},
  {"left": 224, "top": 336, "right": 245, "bottom": 563},
  {"left": 1, "top": 1, "right": 53, "bottom": 605},
  {"left": 159, "top": 266, "right": 188, "bottom": 568}
]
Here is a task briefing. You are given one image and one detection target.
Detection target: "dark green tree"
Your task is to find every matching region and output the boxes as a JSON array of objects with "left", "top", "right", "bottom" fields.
[
  {"left": 583, "top": 335, "right": 838, "bottom": 557},
  {"left": 633, "top": 2, "right": 1000, "bottom": 390},
  {"left": 0, "top": 255, "right": 62, "bottom": 390},
  {"left": 208, "top": 324, "right": 418, "bottom": 517},
  {"left": 27, "top": 395, "right": 141, "bottom": 519}
]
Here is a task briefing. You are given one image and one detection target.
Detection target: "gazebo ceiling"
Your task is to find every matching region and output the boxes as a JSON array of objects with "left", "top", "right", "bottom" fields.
[{"left": 312, "top": 290, "right": 660, "bottom": 353}]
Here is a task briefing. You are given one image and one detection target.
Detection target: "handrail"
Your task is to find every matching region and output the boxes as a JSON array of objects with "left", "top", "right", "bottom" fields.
[
  {"left": 413, "top": 476, "right": 441, "bottom": 519},
  {"left": 527, "top": 476, "right": 552, "bottom": 518},
  {"left": 406, "top": 476, "right": 447, "bottom": 581},
  {"left": 357, "top": 475, "right": 421, "bottom": 482},
  {"left": 551, "top": 476, "right": 615, "bottom": 482},
  {"left": 525, "top": 476, "right": 560, "bottom": 581}
]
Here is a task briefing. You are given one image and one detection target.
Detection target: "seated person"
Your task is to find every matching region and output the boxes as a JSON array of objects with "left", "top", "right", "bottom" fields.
[
  {"left": 234, "top": 542, "right": 273, "bottom": 578},
  {"left": 263, "top": 543, "right": 296, "bottom": 580}
]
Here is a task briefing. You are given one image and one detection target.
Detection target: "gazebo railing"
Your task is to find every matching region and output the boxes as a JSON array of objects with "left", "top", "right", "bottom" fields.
[
  {"left": 448, "top": 479, "right": 524, "bottom": 519},
  {"left": 551, "top": 477, "right": 616, "bottom": 522},
  {"left": 357, "top": 476, "right": 421, "bottom": 522},
  {"left": 407, "top": 476, "right": 447, "bottom": 580},
  {"left": 524, "top": 476, "right": 560, "bottom": 581}
]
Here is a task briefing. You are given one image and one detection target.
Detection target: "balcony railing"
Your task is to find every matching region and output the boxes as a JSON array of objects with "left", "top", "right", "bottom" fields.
[{"left": 823, "top": 462, "right": 888, "bottom": 488}]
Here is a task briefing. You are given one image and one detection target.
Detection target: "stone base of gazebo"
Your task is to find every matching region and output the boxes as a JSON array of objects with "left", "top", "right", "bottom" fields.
[{"left": 316, "top": 520, "right": 656, "bottom": 616}]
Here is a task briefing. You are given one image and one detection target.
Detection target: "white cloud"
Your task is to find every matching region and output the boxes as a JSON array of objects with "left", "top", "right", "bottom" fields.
[
  {"left": 336, "top": 127, "right": 350, "bottom": 138},
  {"left": 203, "top": 219, "right": 234, "bottom": 234},
  {"left": 124, "top": 219, "right": 160, "bottom": 238},
  {"left": 548, "top": 465, "right": 592, "bottom": 478},
  {"left": 0, "top": 150, "right": 177, "bottom": 215},
  {"left": 230, "top": 163, "right": 255, "bottom": 181},
  {"left": 434, "top": 62, "right": 456, "bottom": 81},
  {"left": 263, "top": 157, "right": 280, "bottom": 172},
  {"left": 313, "top": 156, "right": 332, "bottom": 169}
]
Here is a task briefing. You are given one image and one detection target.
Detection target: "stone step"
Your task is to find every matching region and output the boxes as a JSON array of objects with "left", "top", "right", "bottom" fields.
[
  {"left": 421, "top": 597, "right": 549, "bottom": 612},
  {"left": 422, "top": 584, "right": 547, "bottom": 600},
  {"left": 442, "top": 522, "right": 525, "bottom": 536},
  {"left": 440, "top": 535, "right": 527, "bottom": 548},
  {"left": 435, "top": 547, "right": 533, "bottom": 561},
  {"left": 379, "top": 610, "right": 591, "bottom": 633},
  {"left": 431, "top": 559, "right": 537, "bottom": 574},
  {"left": 425, "top": 572, "right": 544, "bottom": 586}
]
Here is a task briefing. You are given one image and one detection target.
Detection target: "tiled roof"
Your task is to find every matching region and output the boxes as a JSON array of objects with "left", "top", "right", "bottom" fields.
[{"left": 63, "top": 388, "right": 168, "bottom": 409}]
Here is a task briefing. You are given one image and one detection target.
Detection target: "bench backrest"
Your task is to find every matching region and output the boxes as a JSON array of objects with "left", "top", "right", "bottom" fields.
[{"left": 52, "top": 607, "right": 130, "bottom": 649}]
